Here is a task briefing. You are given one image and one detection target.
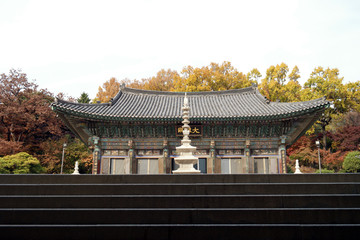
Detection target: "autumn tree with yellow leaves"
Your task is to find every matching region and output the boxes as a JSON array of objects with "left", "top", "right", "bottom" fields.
[
  {"left": 94, "top": 77, "right": 121, "bottom": 103},
  {"left": 258, "top": 63, "right": 302, "bottom": 102},
  {"left": 172, "top": 62, "right": 252, "bottom": 92}
]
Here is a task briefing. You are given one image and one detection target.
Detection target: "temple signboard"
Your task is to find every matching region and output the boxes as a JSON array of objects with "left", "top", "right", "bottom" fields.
[{"left": 176, "top": 125, "right": 202, "bottom": 137}]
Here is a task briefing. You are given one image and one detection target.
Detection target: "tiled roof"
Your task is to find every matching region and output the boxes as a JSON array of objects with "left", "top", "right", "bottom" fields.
[{"left": 51, "top": 86, "right": 329, "bottom": 121}]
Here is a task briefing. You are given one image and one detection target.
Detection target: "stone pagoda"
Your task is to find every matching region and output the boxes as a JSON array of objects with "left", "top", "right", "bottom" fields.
[{"left": 172, "top": 93, "right": 200, "bottom": 174}]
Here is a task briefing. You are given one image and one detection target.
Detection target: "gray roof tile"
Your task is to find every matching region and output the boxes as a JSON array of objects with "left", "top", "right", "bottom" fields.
[{"left": 51, "top": 86, "right": 329, "bottom": 121}]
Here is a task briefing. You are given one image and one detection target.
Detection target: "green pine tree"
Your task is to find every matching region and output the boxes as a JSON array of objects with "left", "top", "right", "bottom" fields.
[{"left": 77, "top": 92, "right": 91, "bottom": 104}]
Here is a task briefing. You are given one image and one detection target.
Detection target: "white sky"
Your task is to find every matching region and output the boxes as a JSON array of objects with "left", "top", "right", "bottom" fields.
[{"left": 0, "top": 0, "right": 359, "bottom": 99}]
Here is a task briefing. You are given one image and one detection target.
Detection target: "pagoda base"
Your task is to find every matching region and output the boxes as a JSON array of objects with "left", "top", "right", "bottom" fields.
[
  {"left": 172, "top": 157, "right": 200, "bottom": 174},
  {"left": 172, "top": 168, "right": 201, "bottom": 174}
]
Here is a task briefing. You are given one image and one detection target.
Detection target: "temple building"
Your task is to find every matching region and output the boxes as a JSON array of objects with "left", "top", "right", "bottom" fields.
[{"left": 51, "top": 85, "right": 329, "bottom": 174}]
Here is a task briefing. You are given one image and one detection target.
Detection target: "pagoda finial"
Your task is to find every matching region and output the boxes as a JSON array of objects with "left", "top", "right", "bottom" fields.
[{"left": 182, "top": 93, "right": 190, "bottom": 141}]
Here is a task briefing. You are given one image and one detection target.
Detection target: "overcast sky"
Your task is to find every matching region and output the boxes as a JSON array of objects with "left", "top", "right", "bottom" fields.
[{"left": 0, "top": 0, "right": 359, "bottom": 99}]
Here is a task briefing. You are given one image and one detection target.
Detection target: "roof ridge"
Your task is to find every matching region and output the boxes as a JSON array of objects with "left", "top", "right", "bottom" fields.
[
  {"left": 53, "top": 98, "right": 110, "bottom": 106},
  {"left": 121, "top": 86, "right": 256, "bottom": 96},
  {"left": 253, "top": 87, "right": 271, "bottom": 104},
  {"left": 270, "top": 96, "right": 329, "bottom": 105},
  {"left": 109, "top": 90, "right": 123, "bottom": 106}
]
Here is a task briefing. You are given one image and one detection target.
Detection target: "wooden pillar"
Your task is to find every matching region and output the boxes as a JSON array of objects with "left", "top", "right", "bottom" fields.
[
  {"left": 208, "top": 139, "right": 215, "bottom": 174},
  {"left": 211, "top": 139, "right": 222, "bottom": 173},
  {"left": 245, "top": 139, "right": 252, "bottom": 173},
  {"left": 279, "top": 136, "right": 287, "bottom": 174},
  {"left": 91, "top": 136, "right": 100, "bottom": 175},
  {"left": 128, "top": 140, "right": 136, "bottom": 174},
  {"left": 207, "top": 140, "right": 217, "bottom": 173},
  {"left": 162, "top": 139, "right": 169, "bottom": 174},
  {"left": 214, "top": 156, "right": 221, "bottom": 173}
]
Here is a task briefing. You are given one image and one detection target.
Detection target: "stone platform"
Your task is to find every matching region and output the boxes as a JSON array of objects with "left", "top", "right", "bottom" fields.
[{"left": 0, "top": 174, "right": 359, "bottom": 239}]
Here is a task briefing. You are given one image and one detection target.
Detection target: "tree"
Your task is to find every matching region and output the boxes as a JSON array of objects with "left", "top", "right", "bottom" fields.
[
  {"left": 119, "top": 69, "right": 179, "bottom": 91},
  {"left": 118, "top": 78, "right": 148, "bottom": 90},
  {"left": 77, "top": 92, "right": 91, "bottom": 104},
  {"left": 282, "top": 66, "right": 302, "bottom": 102},
  {"left": 0, "top": 69, "right": 63, "bottom": 156},
  {"left": 326, "top": 111, "right": 360, "bottom": 132},
  {"left": 247, "top": 68, "right": 262, "bottom": 83},
  {"left": 0, "top": 152, "right": 44, "bottom": 174},
  {"left": 38, "top": 136, "right": 92, "bottom": 174},
  {"left": 343, "top": 151, "right": 360, "bottom": 173},
  {"left": 330, "top": 125, "right": 360, "bottom": 152},
  {"left": 345, "top": 81, "right": 360, "bottom": 112},
  {"left": 95, "top": 77, "right": 120, "bottom": 103},
  {"left": 0, "top": 69, "right": 92, "bottom": 174},
  {"left": 287, "top": 135, "right": 318, "bottom": 168},
  {"left": 318, "top": 149, "right": 346, "bottom": 171},
  {"left": 63, "top": 138, "right": 92, "bottom": 174},
  {"left": 172, "top": 65, "right": 212, "bottom": 92},
  {"left": 207, "top": 62, "right": 251, "bottom": 91},
  {"left": 142, "top": 69, "right": 178, "bottom": 91},
  {"left": 172, "top": 61, "right": 251, "bottom": 92},
  {"left": 258, "top": 63, "right": 302, "bottom": 102},
  {"left": 302, "top": 67, "right": 350, "bottom": 148}
]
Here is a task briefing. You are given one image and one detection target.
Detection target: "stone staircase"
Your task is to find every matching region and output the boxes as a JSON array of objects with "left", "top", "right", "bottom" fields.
[{"left": 0, "top": 174, "right": 359, "bottom": 240}]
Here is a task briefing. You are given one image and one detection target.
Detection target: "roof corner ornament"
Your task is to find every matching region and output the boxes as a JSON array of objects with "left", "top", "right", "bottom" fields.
[
  {"left": 172, "top": 93, "right": 200, "bottom": 174},
  {"left": 120, "top": 83, "right": 126, "bottom": 89},
  {"left": 264, "top": 96, "right": 270, "bottom": 104}
]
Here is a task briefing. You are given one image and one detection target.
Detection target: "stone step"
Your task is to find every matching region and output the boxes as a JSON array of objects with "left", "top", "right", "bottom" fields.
[
  {"left": 1, "top": 224, "right": 359, "bottom": 240},
  {"left": 1, "top": 183, "right": 359, "bottom": 195},
  {"left": 1, "top": 208, "right": 359, "bottom": 224},
  {"left": 1, "top": 194, "right": 359, "bottom": 208},
  {"left": 1, "top": 174, "right": 359, "bottom": 184},
  {"left": 1, "top": 174, "right": 359, "bottom": 240}
]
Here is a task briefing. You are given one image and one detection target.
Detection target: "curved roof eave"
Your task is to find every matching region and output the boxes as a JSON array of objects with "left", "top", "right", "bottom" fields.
[
  {"left": 52, "top": 102, "right": 329, "bottom": 123},
  {"left": 50, "top": 86, "right": 330, "bottom": 121}
]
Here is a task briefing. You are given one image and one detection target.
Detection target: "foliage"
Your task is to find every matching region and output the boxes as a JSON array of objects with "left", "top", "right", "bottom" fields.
[
  {"left": 330, "top": 126, "right": 360, "bottom": 152},
  {"left": 287, "top": 136, "right": 318, "bottom": 167},
  {"left": 172, "top": 61, "right": 251, "bottom": 92},
  {"left": 37, "top": 136, "right": 92, "bottom": 174},
  {"left": 95, "top": 62, "right": 253, "bottom": 97},
  {"left": 302, "top": 67, "right": 352, "bottom": 147},
  {"left": 0, "top": 152, "right": 44, "bottom": 174},
  {"left": 318, "top": 149, "right": 347, "bottom": 171},
  {"left": 258, "top": 63, "right": 302, "bottom": 102},
  {"left": 247, "top": 68, "right": 262, "bottom": 83},
  {"left": 342, "top": 151, "right": 360, "bottom": 173},
  {"left": 142, "top": 69, "right": 178, "bottom": 91},
  {"left": 0, "top": 69, "right": 63, "bottom": 156},
  {"left": 346, "top": 81, "right": 360, "bottom": 112},
  {"left": 0, "top": 69, "right": 92, "bottom": 174},
  {"left": 95, "top": 77, "right": 120, "bottom": 103},
  {"left": 315, "top": 168, "right": 335, "bottom": 173},
  {"left": 119, "top": 69, "right": 179, "bottom": 92},
  {"left": 327, "top": 111, "right": 360, "bottom": 132},
  {"left": 56, "top": 92, "right": 77, "bottom": 103},
  {"left": 288, "top": 134, "right": 350, "bottom": 172},
  {"left": 77, "top": 92, "right": 91, "bottom": 104},
  {"left": 63, "top": 138, "right": 92, "bottom": 174},
  {"left": 286, "top": 163, "right": 294, "bottom": 174}
]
